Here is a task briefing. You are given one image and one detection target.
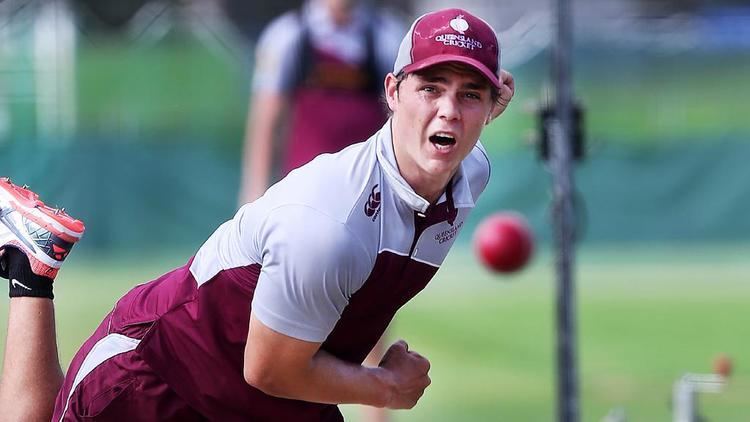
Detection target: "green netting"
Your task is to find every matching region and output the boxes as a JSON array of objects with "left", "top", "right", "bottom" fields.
[
  {"left": 2, "top": 138, "right": 748, "bottom": 252},
  {"left": 475, "top": 138, "right": 750, "bottom": 244},
  {"left": 0, "top": 141, "right": 239, "bottom": 253}
]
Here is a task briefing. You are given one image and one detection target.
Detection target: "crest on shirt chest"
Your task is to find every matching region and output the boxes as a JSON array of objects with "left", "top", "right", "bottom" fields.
[
  {"left": 410, "top": 210, "right": 468, "bottom": 267},
  {"left": 433, "top": 220, "right": 464, "bottom": 245}
]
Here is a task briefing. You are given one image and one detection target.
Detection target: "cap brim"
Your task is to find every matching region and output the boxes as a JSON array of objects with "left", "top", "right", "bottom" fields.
[{"left": 401, "top": 54, "right": 501, "bottom": 88}]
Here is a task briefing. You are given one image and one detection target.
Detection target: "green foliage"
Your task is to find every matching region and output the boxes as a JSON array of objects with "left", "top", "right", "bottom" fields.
[
  {"left": 68, "top": 43, "right": 750, "bottom": 154},
  {"left": 483, "top": 51, "right": 750, "bottom": 155},
  {"left": 76, "top": 40, "right": 248, "bottom": 145}
]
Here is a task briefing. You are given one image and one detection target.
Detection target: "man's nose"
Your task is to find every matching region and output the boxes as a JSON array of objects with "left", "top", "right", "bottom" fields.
[{"left": 437, "top": 94, "right": 461, "bottom": 121}]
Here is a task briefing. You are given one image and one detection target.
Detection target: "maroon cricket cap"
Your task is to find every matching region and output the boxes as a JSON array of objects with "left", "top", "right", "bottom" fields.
[{"left": 393, "top": 8, "right": 501, "bottom": 88}]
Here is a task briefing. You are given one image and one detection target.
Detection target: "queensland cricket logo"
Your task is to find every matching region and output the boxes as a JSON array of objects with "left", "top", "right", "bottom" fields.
[
  {"left": 436, "top": 15, "right": 482, "bottom": 50},
  {"left": 364, "top": 184, "right": 381, "bottom": 221},
  {"left": 449, "top": 15, "right": 469, "bottom": 34}
]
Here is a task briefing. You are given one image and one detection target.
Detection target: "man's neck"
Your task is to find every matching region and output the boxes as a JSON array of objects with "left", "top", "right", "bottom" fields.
[
  {"left": 415, "top": 177, "right": 449, "bottom": 205},
  {"left": 391, "top": 149, "right": 453, "bottom": 205}
]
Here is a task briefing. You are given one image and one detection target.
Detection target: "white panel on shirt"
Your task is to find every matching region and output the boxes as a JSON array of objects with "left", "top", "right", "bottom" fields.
[
  {"left": 237, "top": 140, "right": 381, "bottom": 343},
  {"left": 190, "top": 216, "right": 255, "bottom": 286},
  {"left": 251, "top": 205, "right": 373, "bottom": 342}
]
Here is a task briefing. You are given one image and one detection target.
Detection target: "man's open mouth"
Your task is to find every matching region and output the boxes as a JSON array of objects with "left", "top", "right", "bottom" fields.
[{"left": 429, "top": 133, "right": 456, "bottom": 149}]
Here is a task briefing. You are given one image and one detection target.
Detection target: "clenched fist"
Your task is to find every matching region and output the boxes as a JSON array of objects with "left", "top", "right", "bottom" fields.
[{"left": 378, "top": 340, "right": 431, "bottom": 409}]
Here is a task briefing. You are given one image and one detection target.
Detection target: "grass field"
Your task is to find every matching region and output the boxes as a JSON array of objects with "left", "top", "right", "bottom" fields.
[{"left": 1, "top": 243, "right": 748, "bottom": 421}]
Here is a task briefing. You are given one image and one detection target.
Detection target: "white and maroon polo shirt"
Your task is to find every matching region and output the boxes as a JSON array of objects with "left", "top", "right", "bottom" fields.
[{"left": 129, "top": 120, "right": 490, "bottom": 420}]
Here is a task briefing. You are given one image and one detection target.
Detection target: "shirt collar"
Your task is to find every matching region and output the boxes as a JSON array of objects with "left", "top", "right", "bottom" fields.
[{"left": 374, "top": 120, "right": 477, "bottom": 213}]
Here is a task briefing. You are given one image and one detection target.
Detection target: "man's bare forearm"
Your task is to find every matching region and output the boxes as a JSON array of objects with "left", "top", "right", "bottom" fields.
[
  {"left": 253, "top": 348, "right": 393, "bottom": 407},
  {"left": 245, "top": 316, "right": 429, "bottom": 409}
]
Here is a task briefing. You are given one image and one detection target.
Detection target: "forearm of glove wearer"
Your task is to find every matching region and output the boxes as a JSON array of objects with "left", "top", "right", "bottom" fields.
[{"left": 244, "top": 314, "right": 431, "bottom": 409}]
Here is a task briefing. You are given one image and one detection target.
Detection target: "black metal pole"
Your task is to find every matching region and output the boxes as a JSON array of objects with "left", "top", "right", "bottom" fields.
[{"left": 550, "top": 0, "right": 579, "bottom": 420}]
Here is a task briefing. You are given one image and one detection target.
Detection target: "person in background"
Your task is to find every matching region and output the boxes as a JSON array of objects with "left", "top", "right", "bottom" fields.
[{"left": 239, "top": 0, "right": 404, "bottom": 203}]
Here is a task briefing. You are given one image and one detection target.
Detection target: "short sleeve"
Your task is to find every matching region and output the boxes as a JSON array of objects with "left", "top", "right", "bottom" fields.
[
  {"left": 251, "top": 13, "right": 304, "bottom": 95},
  {"left": 251, "top": 205, "right": 372, "bottom": 342}
]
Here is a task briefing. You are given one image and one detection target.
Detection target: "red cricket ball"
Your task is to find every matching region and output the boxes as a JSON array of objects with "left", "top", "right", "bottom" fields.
[
  {"left": 473, "top": 212, "right": 534, "bottom": 273},
  {"left": 713, "top": 353, "right": 733, "bottom": 378}
]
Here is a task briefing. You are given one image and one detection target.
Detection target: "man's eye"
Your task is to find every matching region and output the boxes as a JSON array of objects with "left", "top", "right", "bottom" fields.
[
  {"left": 421, "top": 85, "right": 437, "bottom": 93},
  {"left": 464, "top": 92, "right": 481, "bottom": 100}
]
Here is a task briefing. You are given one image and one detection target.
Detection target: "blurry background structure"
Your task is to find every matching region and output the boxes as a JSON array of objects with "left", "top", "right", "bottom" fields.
[
  {"left": 1, "top": 0, "right": 748, "bottom": 420},
  {"left": 3, "top": 0, "right": 750, "bottom": 249}
]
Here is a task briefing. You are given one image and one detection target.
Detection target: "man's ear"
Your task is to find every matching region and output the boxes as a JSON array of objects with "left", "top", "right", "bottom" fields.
[{"left": 384, "top": 73, "right": 399, "bottom": 112}]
